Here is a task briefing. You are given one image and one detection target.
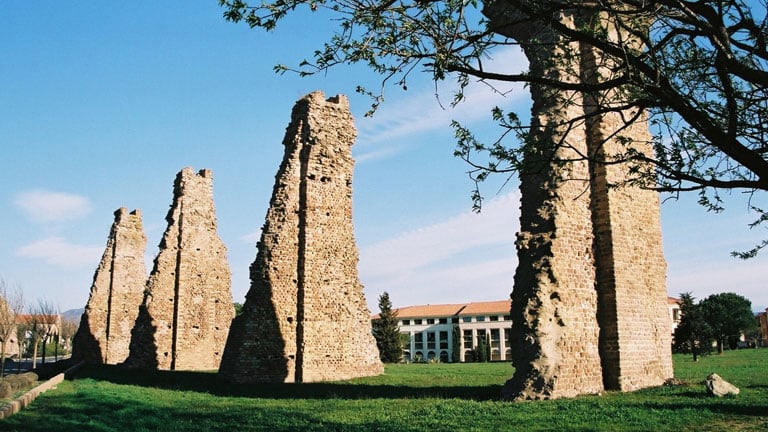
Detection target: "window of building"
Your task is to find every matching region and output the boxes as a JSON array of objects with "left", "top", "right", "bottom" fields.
[
  {"left": 403, "top": 351, "right": 411, "bottom": 362},
  {"left": 476, "top": 316, "right": 486, "bottom": 322},
  {"left": 427, "top": 318, "right": 435, "bottom": 325},
  {"left": 439, "top": 317, "right": 447, "bottom": 324},
  {"left": 462, "top": 316, "right": 472, "bottom": 323},
  {"left": 427, "top": 351, "right": 436, "bottom": 360},
  {"left": 477, "top": 329, "right": 487, "bottom": 341},
  {"left": 503, "top": 315, "right": 511, "bottom": 321},
  {"left": 439, "top": 331, "right": 449, "bottom": 349},
  {"left": 463, "top": 330, "right": 473, "bottom": 349},
  {"left": 504, "top": 328, "right": 511, "bottom": 346},
  {"left": 415, "top": 332, "right": 424, "bottom": 349},
  {"left": 490, "top": 315, "right": 499, "bottom": 322},
  {"left": 440, "top": 351, "right": 450, "bottom": 363},
  {"left": 451, "top": 317, "right": 459, "bottom": 324},
  {"left": 414, "top": 319, "right": 423, "bottom": 325},
  {"left": 415, "top": 351, "right": 423, "bottom": 362},
  {"left": 490, "top": 329, "right": 501, "bottom": 349},
  {"left": 427, "top": 332, "right": 436, "bottom": 349},
  {"left": 402, "top": 319, "right": 411, "bottom": 326}
]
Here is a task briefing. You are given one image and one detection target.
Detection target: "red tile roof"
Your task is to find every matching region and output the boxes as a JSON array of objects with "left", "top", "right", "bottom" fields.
[
  {"left": 374, "top": 300, "right": 511, "bottom": 319},
  {"left": 459, "top": 300, "right": 511, "bottom": 315},
  {"left": 395, "top": 303, "right": 466, "bottom": 318}
]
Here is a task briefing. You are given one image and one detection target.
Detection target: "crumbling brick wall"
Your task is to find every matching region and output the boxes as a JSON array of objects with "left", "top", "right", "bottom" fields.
[
  {"left": 125, "top": 167, "right": 234, "bottom": 371},
  {"left": 482, "top": 4, "right": 673, "bottom": 399},
  {"left": 72, "top": 208, "right": 147, "bottom": 365},
  {"left": 219, "top": 91, "right": 383, "bottom": 383}
]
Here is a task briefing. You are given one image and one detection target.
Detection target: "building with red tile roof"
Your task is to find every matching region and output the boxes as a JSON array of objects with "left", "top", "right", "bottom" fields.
[{"left": 375, "top": 298, "right": 681, "bottom": 363}]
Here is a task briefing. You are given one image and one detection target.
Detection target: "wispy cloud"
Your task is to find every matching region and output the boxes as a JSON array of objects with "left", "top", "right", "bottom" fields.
[
  {"left": 13, "top": 189, "right": 92, "bottom": 222},
  {"left": 16, "top": 237, "right": 103, "bottom": 267},
  {"left": 668, "top": 256, "right": 768, "bottom": 311},
  {"left": 360, "top": 192, "right": 520, "bottom": 308},
  {"left": 355, "top": 47, "right": 529, "bottom": 162}
]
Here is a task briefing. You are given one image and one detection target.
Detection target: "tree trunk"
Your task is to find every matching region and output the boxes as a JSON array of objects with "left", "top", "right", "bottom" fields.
[{"left": 32, "top": 339, "right": 39, "bottom": 369}]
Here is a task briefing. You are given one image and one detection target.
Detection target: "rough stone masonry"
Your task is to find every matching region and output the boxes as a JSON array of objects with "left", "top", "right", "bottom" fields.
[
  {"left": 219, "top": 91, "right": 384, "bottom": 383},
  {"left": 125, "top": 167, "right": 234, "bottom": 371},
  {"left": 72, "top": 207, "right": 147, "bottom": 365},
  {"left": 483, "top": 3, "right": 673, "bottom": 399}
]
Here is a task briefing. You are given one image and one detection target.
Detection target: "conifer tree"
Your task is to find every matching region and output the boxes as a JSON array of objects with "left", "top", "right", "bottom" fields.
[
  {"left": 451, "top": 324, "right": 461, "bottom": 363},
  {"left": 372, "top": 291, "right": 402, "bottom": 363}
]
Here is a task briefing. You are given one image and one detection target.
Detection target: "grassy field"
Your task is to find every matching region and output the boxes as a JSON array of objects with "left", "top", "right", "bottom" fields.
[{"left": 1, "top": 350, "right": 767, "bottom": 431}]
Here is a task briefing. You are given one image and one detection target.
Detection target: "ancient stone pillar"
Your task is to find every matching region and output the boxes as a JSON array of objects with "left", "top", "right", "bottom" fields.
[
  {"left": 583, "top": 12, "right": 673, "bottom": 391},
  {"left": 72, "top": 207, "right": 147, "bottom": 365},
  {"left": 483, "top": 2, "right": 673, "bottom": 399},
  {"left": 125, "top": 167, "right": 234, "bottom": 371},
  {"left": 219, "top": 91, "right": 383, "bottom": 383}
]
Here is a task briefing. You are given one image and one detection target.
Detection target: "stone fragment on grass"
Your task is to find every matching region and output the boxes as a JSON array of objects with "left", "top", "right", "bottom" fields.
[{"left": 705, "top": 373, "right": 739, "bottom": 397}]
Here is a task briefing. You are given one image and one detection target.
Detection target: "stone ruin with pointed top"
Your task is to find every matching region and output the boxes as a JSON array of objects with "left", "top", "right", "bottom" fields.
[
  {"left": 219, "top": 91, "right": 384, "bottom": 383},
  {"left": 72, "top": 207, "right": 147, "bottom": 365},
  {"left": 123, "top": 167, "right": 235, "bottom": 371}
]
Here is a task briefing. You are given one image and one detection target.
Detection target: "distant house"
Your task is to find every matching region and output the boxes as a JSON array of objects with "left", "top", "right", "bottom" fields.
[
  {"left": 2, "top": 314, "right": 62, "bottom": 358},
  {"left": 374, "top": 300, "right": 511, "bottom": 363},
  {"left": 757, "top": 308, "right": 768, "bottom": 347},
  {"left": 668, "top": 296, "right": 681, "bottom": 334},
  {"left": 375, "top": 298, "right": 682, "bottom": 363}
]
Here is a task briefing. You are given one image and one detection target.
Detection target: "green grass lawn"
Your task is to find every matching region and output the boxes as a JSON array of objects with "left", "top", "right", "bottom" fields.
[{"left": 1, "top": 350, "right": 767, "bottom": 431}]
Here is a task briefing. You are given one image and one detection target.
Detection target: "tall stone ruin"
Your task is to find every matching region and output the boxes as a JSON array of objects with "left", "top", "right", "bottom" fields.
[
  {"left": 483, "top": 3, "right": 673, "bottom": 399},
  {"left": 219, "top": 91, "right": 383, "bottom": 383},
  {"left": 125, "top": 167, "right": 234, "bottom": 371},
  {"left": 72, "top": 208, "right": 147, "bottom": 365}
]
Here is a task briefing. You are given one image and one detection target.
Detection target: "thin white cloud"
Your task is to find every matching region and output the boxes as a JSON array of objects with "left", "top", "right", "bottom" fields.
[
  {"left": 16, "top": 237, "right": 103, "bottom": 267},
  {"left": 240, "top": 230, "right": 260, "bottom": 245},
  {"left": 360, "top": 192, "right": 520, "bottom": 308},
  {"left": 668, "top": 256, "right": 768, "bottom": 311},
  {"left": 355, "top": 46, "right": 529, "bottom": 162},
  {"left": 13, "top": 189, "right": 92, "bottom": 222}
]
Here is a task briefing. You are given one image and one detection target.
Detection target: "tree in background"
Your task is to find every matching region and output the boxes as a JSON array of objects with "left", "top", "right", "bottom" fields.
[
  {"left": 451, "top": 324, "right": 461, "bottom": 363},
  {"left": 476, "top": 333, "right": 491, "bottom": 363},
  {"left": 699, "top": 292, "right": 756, "bottom": 353},
  {"left": 0, "top": 278, "right": 24, "bottom": 376},
  {"left": 673, "top": 293, "right": 713, "bottom": 362},
  {"left": 28, "top": 299, "right": 59, "bottom": 368},
  {"left": 372, "top": 291, "right": 402, "bottom": 363},
  {"left": 233, "top": 302, "right": 244, "bottom": 317},
  {"left": 220, "top": 0, "right": 768, "bottom": 256},
  {"left": 58, "top": 318, "right": 79, "bottom": 357}
]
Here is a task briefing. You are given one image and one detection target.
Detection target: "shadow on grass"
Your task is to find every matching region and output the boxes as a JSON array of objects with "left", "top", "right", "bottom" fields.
[{"left": 73, "top": 364, "right": 503, "bottom": 401}]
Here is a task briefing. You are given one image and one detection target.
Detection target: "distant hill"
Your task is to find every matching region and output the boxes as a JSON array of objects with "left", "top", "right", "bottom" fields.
[{"left": 62, "top": 308, "right": 83, "bottom": 322}]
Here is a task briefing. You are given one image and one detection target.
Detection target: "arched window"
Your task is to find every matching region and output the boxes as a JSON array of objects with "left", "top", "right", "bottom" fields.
[{"left": 440, "top": 351, "right": 449, "bottom": 363}]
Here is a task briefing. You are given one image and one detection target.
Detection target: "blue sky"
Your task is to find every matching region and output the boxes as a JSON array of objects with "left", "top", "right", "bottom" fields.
[{"left": 1, "top": 2, "right": 765, "bottom": 315}]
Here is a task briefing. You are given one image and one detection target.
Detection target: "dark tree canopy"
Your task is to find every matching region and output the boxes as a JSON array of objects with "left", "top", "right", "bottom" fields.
[
  {"left": 372, "top": 291, "right": 403, "bottom": 363},
  {"left": 699, "top": 292, "right": 756, "bottom": 353},
  {"left": 220, "top": 0, "right": 768, "bottom": 255},
  {"left": 673, "top": 292, "right": 713, "bottom": 361}
]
